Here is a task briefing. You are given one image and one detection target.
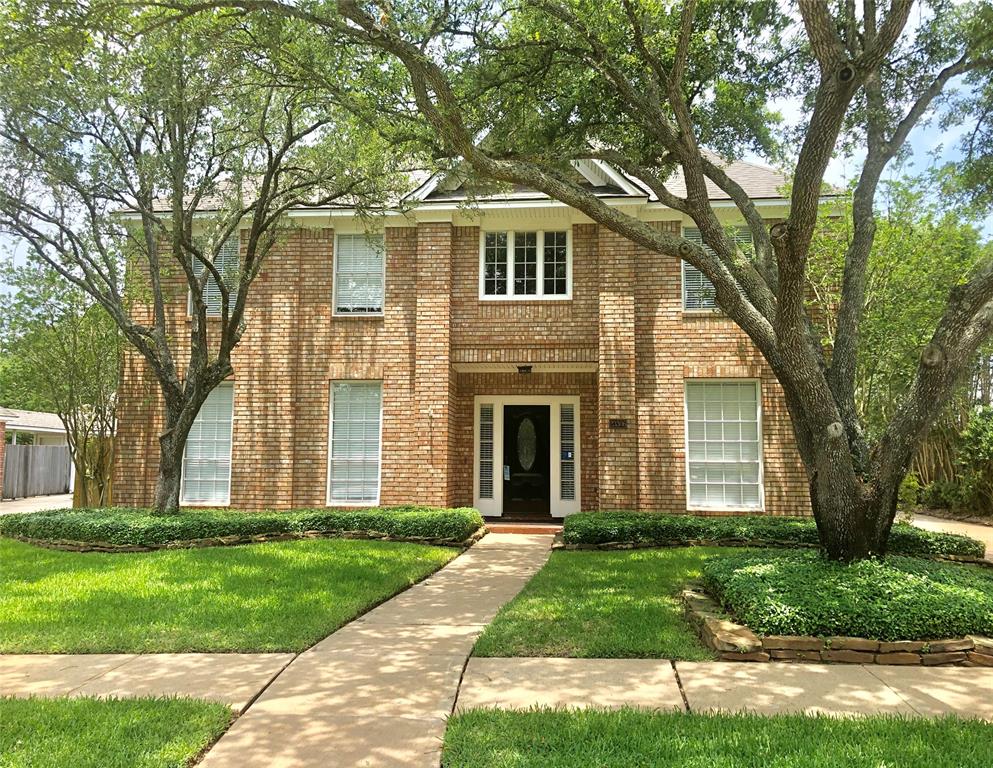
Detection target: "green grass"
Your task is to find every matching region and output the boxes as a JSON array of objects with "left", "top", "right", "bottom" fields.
[
  {"left": 0, "top": 537, "right": 456, "bottom": 653},
  {"left": 443, "top": 709, "right": 993, "bottom": 768},
  {"left": 0, "top": 696, "right": 231, "bottom": 768},
  {"left": 473, "top": 548, "right": 723, "bottom": 659},
  {"left": 704, "top": 549, "right": 993, "bottom": 641}
]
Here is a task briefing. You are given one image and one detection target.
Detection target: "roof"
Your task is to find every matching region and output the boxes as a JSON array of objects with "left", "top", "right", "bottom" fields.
[{"left": 0, "top": 408, "right": 66, "bottom": 434}]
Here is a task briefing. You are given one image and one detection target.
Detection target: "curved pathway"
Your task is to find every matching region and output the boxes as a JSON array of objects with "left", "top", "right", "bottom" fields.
[{"left": 912, "top": 513, "right": 992, "bottom": 560}]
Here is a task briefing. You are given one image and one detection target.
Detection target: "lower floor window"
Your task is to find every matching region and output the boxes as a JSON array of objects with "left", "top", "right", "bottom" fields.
[
  {"left": 181, "top": 383, "right": 234, "bottom": 504},
  {"left": 685, "top": 381, "right": 762, "bottom": 509},
  {"left": 328, "top": 381, "right": 382, "bottom": 504}
]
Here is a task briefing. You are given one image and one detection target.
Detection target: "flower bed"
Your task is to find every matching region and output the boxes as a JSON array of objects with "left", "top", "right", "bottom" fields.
[{"left": 0, "top": 505, "right": 485, "bottom": 551}]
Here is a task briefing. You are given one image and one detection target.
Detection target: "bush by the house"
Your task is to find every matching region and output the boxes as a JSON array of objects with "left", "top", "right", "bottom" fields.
[
  {"left": 0, "top": 505, "right": 484, "bottom": 547},
  {"left": 562, "top": 511, "right": 986, "bottom": 559},
  {"left": 703, "top": 549, "right": 993, "bottom": 641}
]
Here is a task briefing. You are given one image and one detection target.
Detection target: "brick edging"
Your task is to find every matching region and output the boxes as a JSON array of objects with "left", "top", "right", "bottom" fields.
[
  {"left": 681, "top": 586, "right": 993, "bottom": 667},
  {"left": 5, "top": 525, "right": 488, "bottom": 554},
  {"left": 552, "top": 538, "right": 991, "bottom": 567}
]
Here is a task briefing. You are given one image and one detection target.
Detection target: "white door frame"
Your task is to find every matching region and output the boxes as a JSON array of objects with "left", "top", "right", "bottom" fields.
[{"left": 473, "top": 394, "right": 581, "bottom": 518}]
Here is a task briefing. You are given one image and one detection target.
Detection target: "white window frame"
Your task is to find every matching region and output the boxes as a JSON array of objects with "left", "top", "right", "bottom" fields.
[
  {"left": 472, "top": 394, "right": 581, "bottom": 518},
  {"left": 187, "top": 234, "right": 241, "bottom": 318},
  {"left": 180, "top": 382, "right": 235, "bottom": 507},
  {"left": 326, "top": 380, "right": 384, "bottom": 507},
  {"left": 683, "top": 379, "right": 765, "bottom": 513},
  {"left": 478, "top": 229, "right": 572, "bottom": 301},
  {"left": 332, "top": 233, "right": 386, "bottom": 317}
]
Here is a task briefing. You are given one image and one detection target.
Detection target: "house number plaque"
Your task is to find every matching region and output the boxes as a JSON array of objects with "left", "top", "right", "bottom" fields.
[{"left": 608, "top": 418, "right": 629, "bottom": 429}]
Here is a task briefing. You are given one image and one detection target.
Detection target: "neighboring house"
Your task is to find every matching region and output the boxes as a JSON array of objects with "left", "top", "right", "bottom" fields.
[
  {"left": 1, "top": 408, "right": 69, "bottom": 446},
  {"left": 113, "top": 158, "right": 814, "bottom": 519},
  {"left": 1, "top": 408, "right": 72, "bottom": 500}
]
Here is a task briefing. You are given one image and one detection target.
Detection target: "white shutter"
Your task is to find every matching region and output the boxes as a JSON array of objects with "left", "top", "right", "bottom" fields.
[
  {"left": 479, "top": 404, "right": 494, "bottom": 499},
  {"left": 181, "top": 383, "right": 234, "bottom": 504},
  {"left": 202, "top": 236, "right": 240, "bottom": 317},
  {"left": 560, "top": 403, "right": 576, "bottom": 501},
  {"left": 685, "top": 381, "right": 762, "bottom": 510},
  {"left": 328, "top": 382, "right": 382, "bottom": 504},
  {"left": 335, "top": 234, "right": 385, "bottom": 314},
  {"left": 682, "top": 227, "right": 753, "bottom": 311}
]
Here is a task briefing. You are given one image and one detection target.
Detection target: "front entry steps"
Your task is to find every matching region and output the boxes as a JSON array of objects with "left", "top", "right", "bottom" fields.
[{"left": 486, "top": 521, "right": 563, "bottom": 535}]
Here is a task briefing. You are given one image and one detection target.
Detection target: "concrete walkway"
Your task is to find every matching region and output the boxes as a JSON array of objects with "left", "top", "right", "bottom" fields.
[
  {"left": 197, "top": 533, "right": 552, "bottom": 768},
  {"left": 0, "top": 493, "right": 72, "bottom": 515},
  {"left": 0, "top": 653, "right": 293, "bottom": 713},
  {"left": 456, "top": 658, "right": 993, "bottom": 720},
  {"left": 913, "top": 513, "right": 992, "bottom": 560}
]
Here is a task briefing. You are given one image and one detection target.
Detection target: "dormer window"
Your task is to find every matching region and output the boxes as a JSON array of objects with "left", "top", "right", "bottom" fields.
[{"left": 480, "top": 229, "right": 571, "bottom": 300}]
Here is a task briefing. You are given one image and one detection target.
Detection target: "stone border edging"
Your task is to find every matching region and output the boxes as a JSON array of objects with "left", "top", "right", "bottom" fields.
[
  {"left": 5, "top": 525, "right": 488, "bottom": 553},
  {"left": 552, "top": 537, "right": 991, "bottom": 567},
  {"left": 681, "top": 585, "right": 993, "bottom": 667}
]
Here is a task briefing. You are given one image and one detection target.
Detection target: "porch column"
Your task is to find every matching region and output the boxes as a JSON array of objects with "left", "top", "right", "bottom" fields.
[
  {"left": 597, "top": 227, "right": 639, "bottom": 509},
  {"left": 414, "top": 222, "right": 454, "bottom": 505}
]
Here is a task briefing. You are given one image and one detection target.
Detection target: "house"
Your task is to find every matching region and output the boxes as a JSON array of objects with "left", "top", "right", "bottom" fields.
[
  {"left": 112, "top": 158, "right": 812, "bottom": 519},
  {"left": 1, "top": 408, "right": 70, "bottom": 447},
  {"left": 1, "top": 408, "right": 72, "bottom": 500}
]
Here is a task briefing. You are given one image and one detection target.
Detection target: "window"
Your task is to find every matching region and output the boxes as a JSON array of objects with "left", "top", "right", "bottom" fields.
[
  {"left": 685, "top": 381, "right": 762, "bottom": 510},
  {"left": 181, "top": 384, "right": 234, "bottom": 504},
  {"left": 328, "top": 382, "right": 382, "bottom": 505},
  {"left": 335, "top": 234, "right": 385, "bottom": 314},
  {"left": 560, "top": 403, "right": 576, "bottom": 501},
  {"left": 681, "top": 226, "right": 753, "bottom": 311},
  {"left": 199, "top": 235, "right": 240, "bottom": 318},
  {"left": 480, "top": 230, "right": 570, "bottom": 299},
  {"left": 478, "top": 404, "right": 494, "bottom": 500}
]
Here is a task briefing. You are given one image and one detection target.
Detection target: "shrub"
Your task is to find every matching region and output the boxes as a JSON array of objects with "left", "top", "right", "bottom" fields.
[
  {"left": 703, "top": 549, "right": 993, "bottom": 641},
  {"left": 0, "top": 506, "right": 484, "bottom": 547},
  {"left": 562, "top": 511, "right": 986, "bottom": 558}
]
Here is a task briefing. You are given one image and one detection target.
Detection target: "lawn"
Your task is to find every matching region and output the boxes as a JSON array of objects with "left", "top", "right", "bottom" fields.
[
  {"left": 443, "top": 709, "right": 993, "bottom": 768},
  {"left": 0, "top": 696, "right": 231, "bottom": 768},
  {"left": 473, "top": 547, "right": 725, "bottom": 659},
  {"left": 0, "top": 537, "right": 456, "bottom": 653}
]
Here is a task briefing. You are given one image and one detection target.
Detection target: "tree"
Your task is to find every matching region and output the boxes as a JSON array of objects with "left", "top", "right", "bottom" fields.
[
  {"left": 0, "top": 3, "right": 405, "bottom": 511},
  {"left": 160, "top": 0, "right": 993, "bottom": 559},
  {"left": 0, "top": 261, "right": 119, "bottom": 505}
]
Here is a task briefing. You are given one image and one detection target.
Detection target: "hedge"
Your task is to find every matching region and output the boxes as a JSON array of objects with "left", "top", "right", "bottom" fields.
[
  {"left": 703, "top": 549, "right": 993, "bottom": 641},
  {"left": 562, "top": 511, "right": 987, "bottom": 559},
  {"left": 0, "top": 505, "right": 485, "bottom": 548}
]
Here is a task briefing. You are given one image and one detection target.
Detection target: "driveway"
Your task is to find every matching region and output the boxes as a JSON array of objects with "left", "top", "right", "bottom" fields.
[
  {"left": 912, "top": 513, "right": 992, "bottom": 560},
  {"left": 0, "top": 493, "right": 73, "bottom": 515}
]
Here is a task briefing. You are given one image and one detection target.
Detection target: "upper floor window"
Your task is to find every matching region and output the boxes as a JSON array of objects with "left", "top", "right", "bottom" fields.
[
  {"left": 199, "top": 235, "right": 240, "bottom": 318},
  {"left": 335, "top": 234, "right": 385, "bottom": 315},
  {"left": 480, "top": 229, "right": 571, "bottom": 300},
  {"left": 681, "top": 226, "right": 752, "bottom": 311}
]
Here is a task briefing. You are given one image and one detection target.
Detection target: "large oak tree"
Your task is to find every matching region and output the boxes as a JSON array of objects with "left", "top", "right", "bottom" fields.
[{"left": 0, "top": 3, "right": 406, "bottom": 510}]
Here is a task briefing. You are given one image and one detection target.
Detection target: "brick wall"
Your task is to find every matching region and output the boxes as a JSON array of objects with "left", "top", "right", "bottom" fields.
[{"left": 113, "top": 217, "right": 811, "bottom": 516}]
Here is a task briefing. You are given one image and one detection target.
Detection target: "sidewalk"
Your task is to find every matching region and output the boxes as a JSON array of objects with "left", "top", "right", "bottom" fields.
[
  {"left": 0, "top": 493, "right": 72, "bottom": 515},
  {"left": 456, "top": 658, "right": 993, "bottom": 720},
  {"left": 197, "top": 533, "right": 552, "bottom": 768}
]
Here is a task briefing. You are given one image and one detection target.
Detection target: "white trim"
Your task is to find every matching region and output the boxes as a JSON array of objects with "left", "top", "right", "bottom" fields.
[
  {"left": 453, "top": 362, "right": 597, "bottom": 374},
  {"left": 682, "top": 378, "right": 765, "bottom": 513},
  {"left": 473, "top": 394, "right": 582, "bottom": 518},
  {"left": 332, "top": 232, "right": 386, "bottom": 318},
  {"left": 180, "top": 382, "right": 235, "bottom": 507},
  {"left": 326, "top": 380, "right": 383, "bottom": 507},
  {"left": 478, "top": 229, "right": 573, "bottom": 301}
]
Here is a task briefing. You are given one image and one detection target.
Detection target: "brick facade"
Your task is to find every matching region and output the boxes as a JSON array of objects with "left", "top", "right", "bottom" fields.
[{"left": 113, "top": 217, "right": 811, "bottom": 516}]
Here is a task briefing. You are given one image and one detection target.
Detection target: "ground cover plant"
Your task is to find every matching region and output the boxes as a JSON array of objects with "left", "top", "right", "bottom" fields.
[
  {"left": 473, "top": 548, "right": 720, "bottom": 659},
  {"left": 563, "top": 511, "right": 985, "bottom": 558},
  {"left": 0, "top": 696, "right": 231, "bottom": 768},
  {"left": 0, "top": 505, "right": 484, "bottom": 547},
  {"left": 0, "top": 537, "right": 455, "bottom": 653},
  {"left": 442, "top": 708, "right": 993, "bottom": 768},
  {"left": 704, "top": 549, "right": 993, "bottom": 641}
]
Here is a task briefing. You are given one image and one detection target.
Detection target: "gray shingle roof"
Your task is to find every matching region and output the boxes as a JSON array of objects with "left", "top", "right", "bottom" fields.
[{"left": 0, "top": 408, "right": 66, "bottom": 433}]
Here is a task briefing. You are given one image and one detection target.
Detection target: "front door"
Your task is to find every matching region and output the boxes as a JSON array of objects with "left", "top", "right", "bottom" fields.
[{"left": 502, "top": 405, "right": 551, "bottom": 516}]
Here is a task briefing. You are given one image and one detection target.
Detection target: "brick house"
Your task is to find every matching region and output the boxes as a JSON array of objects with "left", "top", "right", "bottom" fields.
[{"left": 113, "top": 159, "right": 811, "bottom": 519}]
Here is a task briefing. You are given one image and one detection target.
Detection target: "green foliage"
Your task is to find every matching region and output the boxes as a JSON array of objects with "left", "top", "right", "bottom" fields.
[
  {"left": 0, "top": 537, "right": 455, "bottom": 653},
  {"left": 444, "top": 709, "right": 993, "bottom": 768},
  {"left": 952, "top": 406, "right": 993, "bottom": 512},
  {"left": 562, "top": 511, "right": 986, "bottom": 558},
  {"left": 0, "top": 696, "right": 232, "bottom": 768},
  {"left": 703, "top": 549, "right": 993, "bottom": 641},
  {"left": 899, "top": 473, "right": 922, "bottom": 510},
  {"left": 474, "top": 548, "right": 718, "bottom": 660},
  {"left": 0, "top": 506, "right": 484, "bottom": 547}
]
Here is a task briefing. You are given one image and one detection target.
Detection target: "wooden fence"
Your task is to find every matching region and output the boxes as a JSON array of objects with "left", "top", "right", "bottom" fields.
[{"left": 2, "top": 444, "right": 71, "bottom": 499}]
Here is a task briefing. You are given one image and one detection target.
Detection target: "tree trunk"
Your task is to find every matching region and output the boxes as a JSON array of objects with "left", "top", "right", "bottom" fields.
[
  {"left": 809, "top": 472, "right": 899, "bottom": 561},
  {"left": 153, "top": 430, "right": 185, "bottom": 513}
]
